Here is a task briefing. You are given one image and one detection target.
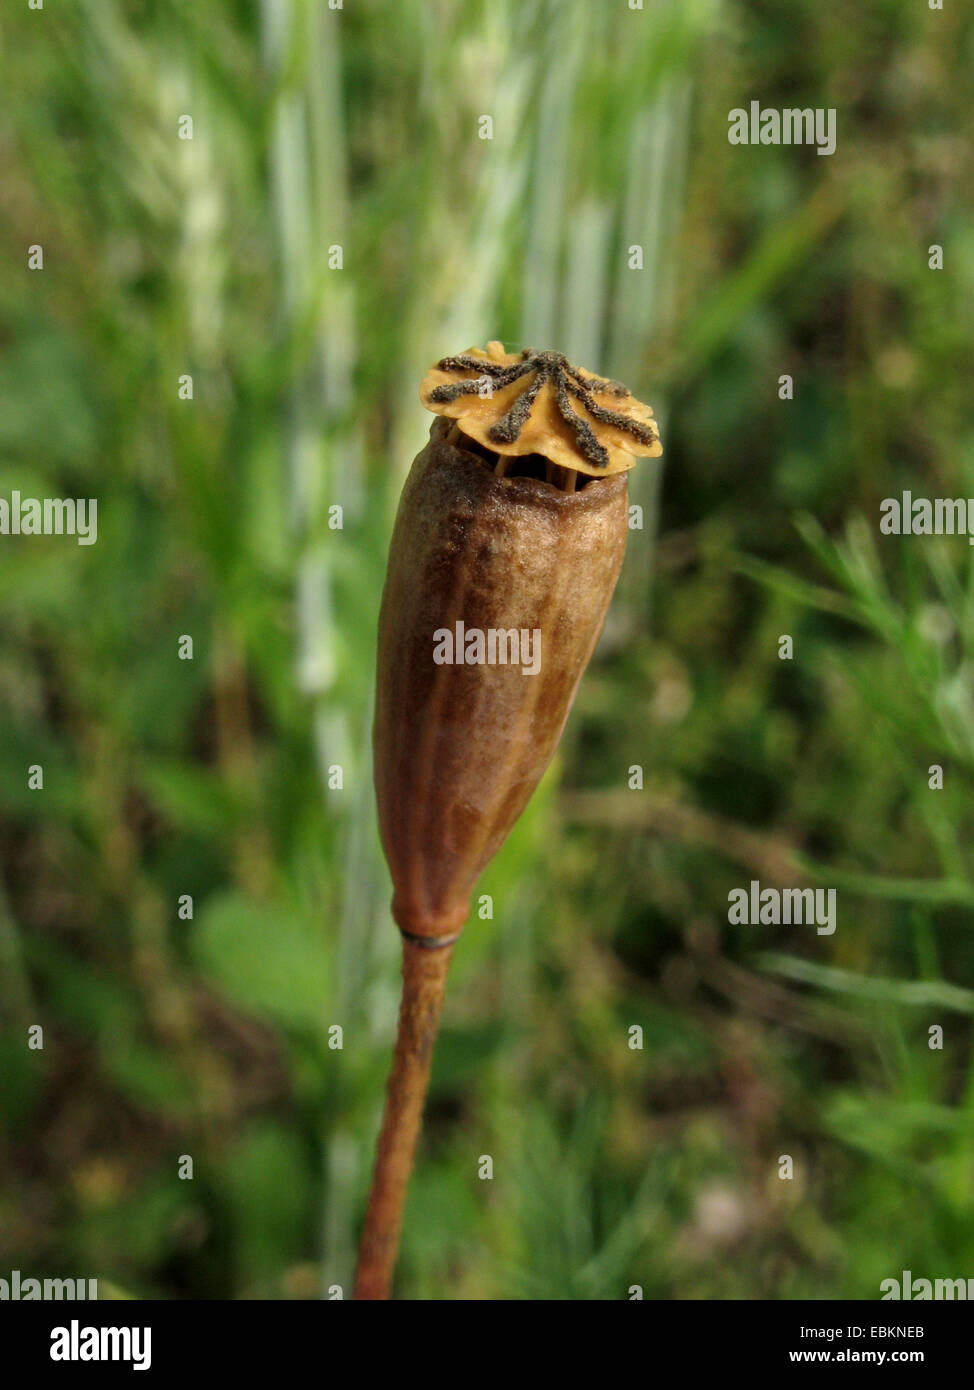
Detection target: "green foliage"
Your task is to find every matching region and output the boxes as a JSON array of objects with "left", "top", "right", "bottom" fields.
[
  {"left": 194, "top": 893, "right": 333, "bottom": 1036},
  {"left": 1, "top": 0, "right": 973, "bottom": 1300}
]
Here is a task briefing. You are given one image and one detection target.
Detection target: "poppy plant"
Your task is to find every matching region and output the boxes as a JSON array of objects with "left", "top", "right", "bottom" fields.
[{"left": 355, "top": 343, "right": 661, "bottom": 1299}]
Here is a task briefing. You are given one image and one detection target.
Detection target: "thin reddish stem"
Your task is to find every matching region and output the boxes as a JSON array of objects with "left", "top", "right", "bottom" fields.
[{"left": 354, "top": 939, "right": 453, "bottom": 1299}]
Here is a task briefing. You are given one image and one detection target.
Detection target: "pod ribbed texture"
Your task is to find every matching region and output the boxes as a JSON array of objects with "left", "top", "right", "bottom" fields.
[{"left": 373, "top": 418, "right": 629, "bottom": 940}]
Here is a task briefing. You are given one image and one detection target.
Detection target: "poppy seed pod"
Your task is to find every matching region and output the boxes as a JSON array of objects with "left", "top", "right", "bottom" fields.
[
  {"left": 375, "top": 342, "right": 661, "bottom": 945},
  {"left": 374, "top": 415, "right": 629, "bottom": 942},
  {"left": 356, "top": 343, "right": 661, "bottom": 1299}
]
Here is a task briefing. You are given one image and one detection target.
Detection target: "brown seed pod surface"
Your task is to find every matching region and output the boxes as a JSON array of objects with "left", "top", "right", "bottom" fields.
[{"left": 374, "top": 414, "right": 630, "bottom": 942}]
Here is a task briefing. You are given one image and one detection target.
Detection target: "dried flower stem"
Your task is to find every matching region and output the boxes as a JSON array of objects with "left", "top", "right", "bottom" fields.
[{"left": 354, "top": 938, "right": 454, "bottom": 1299}]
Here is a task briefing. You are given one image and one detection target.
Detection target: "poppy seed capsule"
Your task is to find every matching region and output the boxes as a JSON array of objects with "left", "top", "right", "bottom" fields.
[
  {"left": 374, "top": 345, "right": 661, "bottom": 944},
  {"left": 358, "top": 346, "right": 661, "bottom": 1299}
]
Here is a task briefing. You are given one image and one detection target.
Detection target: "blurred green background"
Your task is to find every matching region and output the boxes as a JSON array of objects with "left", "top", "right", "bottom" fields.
[{"left": 2, "top": 0, "right": 974, "bottom": 1300}]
